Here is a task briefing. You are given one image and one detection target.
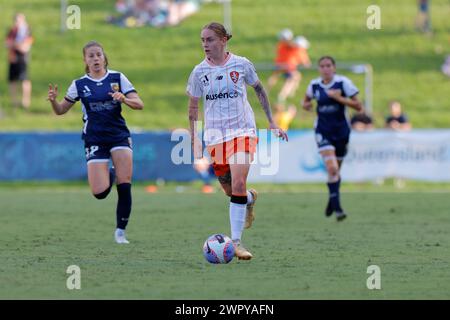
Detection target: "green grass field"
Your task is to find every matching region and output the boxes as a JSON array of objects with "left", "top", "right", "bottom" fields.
[
  {"left": 1, "top": 0, "right": 450, "bottom": 301},
  {"left": 0, "top": 0, "right": 450, "bottom": 130},
  {"left": 1, "top": 183, "right": 450, "bottom": 299}
]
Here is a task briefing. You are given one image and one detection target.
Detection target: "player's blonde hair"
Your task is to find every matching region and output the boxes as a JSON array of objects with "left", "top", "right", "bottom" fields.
[
  {"left": 202, "top": 22, "right": 232, "bottom": 41},
  {"left": 82, "top": 40, "right": 109, "bottom": 74}
]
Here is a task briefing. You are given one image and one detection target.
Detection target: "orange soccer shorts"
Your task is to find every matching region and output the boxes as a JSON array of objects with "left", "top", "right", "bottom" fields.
[{"left": 206, "top": 136, "right": 258, "bottom": 177}]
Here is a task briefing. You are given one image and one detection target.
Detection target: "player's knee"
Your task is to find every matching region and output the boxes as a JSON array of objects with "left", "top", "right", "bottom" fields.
[
  {"left": 93, "top": 187, "right": 111, "bottom": 200},
  {"left": 116, "top": 174, "right": 132, "bottom": 184},
  {"left": 232, "top": 178, "right": 246, "bottom": 195},
  {"left": 328, "top": 166, "right": 338, "bottom": 176},
  {"left": 327, "top": 166, "right": 340, "bottom": 182}
]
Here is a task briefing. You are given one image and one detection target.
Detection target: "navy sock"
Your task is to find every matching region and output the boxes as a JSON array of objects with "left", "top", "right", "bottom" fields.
[
  {"left": 116, "top": 183, "right": 132, "bottom": 230},
  {"left": 327, "top": 179, "right": 342, "bottom": 212}
]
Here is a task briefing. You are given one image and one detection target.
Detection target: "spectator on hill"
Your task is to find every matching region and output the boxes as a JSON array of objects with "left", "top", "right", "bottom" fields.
[
  {"left": 5, "top": 13, "right": 33, "bottom": 110},
  {"left": 416, "top": 0, "right": 431, "bottom": 34},
  {"left": 107, "top": 0, "right": 200, "bottom": 28},
  {"left": 385, "top": 101, "right": 412, "bottom": 131},
  {"left": 267, "top": 30, "right": 311, "bottom": 106}
]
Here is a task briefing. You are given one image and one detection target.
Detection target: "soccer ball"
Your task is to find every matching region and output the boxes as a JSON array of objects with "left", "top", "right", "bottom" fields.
[{"left": 203, "top": 234, "right": 235, "bottom": 264}]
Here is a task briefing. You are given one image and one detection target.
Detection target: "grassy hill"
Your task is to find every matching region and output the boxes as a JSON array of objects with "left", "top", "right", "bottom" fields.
[{"left": 0, "top": 0, "right": 449, "bottom": 131}]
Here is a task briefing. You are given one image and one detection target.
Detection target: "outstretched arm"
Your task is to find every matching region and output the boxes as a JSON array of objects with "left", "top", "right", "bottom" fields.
[
  {"left": 47, "top": 84, "right": 74, "bottom": 115},
  {"left": 252, "top": 81, "right": 288, "bottom": 141},
  {"left": 253, "top": 81, "right": 274, "bottom": 123}
]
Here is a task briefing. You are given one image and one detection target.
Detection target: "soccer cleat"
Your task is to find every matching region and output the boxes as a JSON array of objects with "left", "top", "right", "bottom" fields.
[
  {"left": 335, "top": 211, "right": 347, "bottom": 222},
  {"left": 325, "top": 199, "right": 333, "bottom": 217},
  {"left": 114, "top": 228, "right": 130, "bottom": 244},
  {"left": 233, "top": 241, "right": 253, "bottom": 260},
  {"left": 245, "top": 189, "right": 258, "bottom": 229}
]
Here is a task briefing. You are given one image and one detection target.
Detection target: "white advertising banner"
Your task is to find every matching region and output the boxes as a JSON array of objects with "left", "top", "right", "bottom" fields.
[{"left": 248, "top": 130, "right": 450, "bottom": 182}]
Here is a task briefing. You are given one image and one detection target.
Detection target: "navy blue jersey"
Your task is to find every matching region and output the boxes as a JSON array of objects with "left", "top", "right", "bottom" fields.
[
  {"left": 64, "top": 70, "right": 137, "bottom": 144},
  {"left": 306, "top": 74, "right": 359, "bottom": 140}
]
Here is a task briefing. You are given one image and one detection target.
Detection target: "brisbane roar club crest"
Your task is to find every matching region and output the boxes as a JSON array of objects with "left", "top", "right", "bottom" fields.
[
  {"left": 110, "top": 82, "right": 120, "bottom": 92},
  {"left": 230, "top": 71, "right": 239, "bottom": 83}
]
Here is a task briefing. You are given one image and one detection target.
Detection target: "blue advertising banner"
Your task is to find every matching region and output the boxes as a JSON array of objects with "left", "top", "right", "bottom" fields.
[
  {"left": 2, "top": 130, "right": 450, "bottom": 182},
  {"left": 0, "top": 132, "right": 198, "bottom": 181}
]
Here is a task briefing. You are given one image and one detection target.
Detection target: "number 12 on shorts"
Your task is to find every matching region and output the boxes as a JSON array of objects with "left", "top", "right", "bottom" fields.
[{"left": 85, "top": 145, "right": 99, "bottom": 159}]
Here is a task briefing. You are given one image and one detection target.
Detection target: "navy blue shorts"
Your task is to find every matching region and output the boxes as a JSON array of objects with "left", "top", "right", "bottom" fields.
[
  {"left": 315, "top": 132, "right": 349, "bottom": 160},
  {"left": 84, "top": 137, "right": 132, "bottom": 164}
]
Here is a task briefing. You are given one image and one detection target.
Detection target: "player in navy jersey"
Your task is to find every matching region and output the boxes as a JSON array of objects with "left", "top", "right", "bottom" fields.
[
  {"left": 47, "top": 41, "right": 144, "bottom": 243},
  {"left": 302, "top": 56, "right": 362, "bottom": 221}
]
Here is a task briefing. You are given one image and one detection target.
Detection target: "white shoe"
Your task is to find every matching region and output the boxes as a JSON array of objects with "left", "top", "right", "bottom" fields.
[
  {"left": 114, "top": 228, "right": 130, "bottom": 244},
  {"left": 335, "top": 211, "right": 347, "bottom": 222}
]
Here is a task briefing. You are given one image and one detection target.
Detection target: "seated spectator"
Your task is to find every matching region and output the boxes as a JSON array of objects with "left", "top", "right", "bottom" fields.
[
  {"left": 385, "top": 101, "right": 412, "bottom": 131},
  {"left": 351, "top": 109, "right": 374, "bottom": 131}
]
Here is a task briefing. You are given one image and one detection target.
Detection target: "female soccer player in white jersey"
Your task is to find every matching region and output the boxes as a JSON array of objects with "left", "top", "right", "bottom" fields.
[
  {"left": 47, "top": 41, "right": 144, "bottom": 243},
  {"left": 187, "top": 22, "right": 288, "bottom": 260},
  {"left": 302, "top": 56, "right": 362, "bottom": 221}
]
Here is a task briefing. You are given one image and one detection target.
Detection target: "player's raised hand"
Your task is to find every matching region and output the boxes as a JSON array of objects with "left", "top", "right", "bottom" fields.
[
  {"left": 47, "top": 84, "right": 58, "bottom": 102},
  {"left": 269, "top": 122, "right": 289, "bottom": 141},
  {"left": 109, "top": 91, "right": 125, "bottom": 102}
]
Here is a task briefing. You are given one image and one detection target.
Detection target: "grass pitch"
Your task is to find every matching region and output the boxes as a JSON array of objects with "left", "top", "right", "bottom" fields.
[{"left": 1, "top": 183, "right": 449, "bottom": 299}]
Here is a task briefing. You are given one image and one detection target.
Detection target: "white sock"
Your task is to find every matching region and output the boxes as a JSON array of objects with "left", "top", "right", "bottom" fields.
[
  {"left": 246, "top": 190, "right": 253, "bottom": 205},
  {"left": 230, "top": 202, "right": 246, "bottom": 241}
]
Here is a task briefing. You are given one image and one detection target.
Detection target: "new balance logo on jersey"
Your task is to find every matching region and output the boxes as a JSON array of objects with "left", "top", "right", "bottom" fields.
[
  {"left": 215, "top": 75, "right": 223, "bottom": 80},
  {"left": 205, "top": 91, "right": 238, "bottom": 101}
]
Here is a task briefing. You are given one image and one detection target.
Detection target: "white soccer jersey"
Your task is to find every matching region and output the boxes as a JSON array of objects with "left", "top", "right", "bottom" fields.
[{"left": 186, "top": 53, "right": 259, "bottom": 146}]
